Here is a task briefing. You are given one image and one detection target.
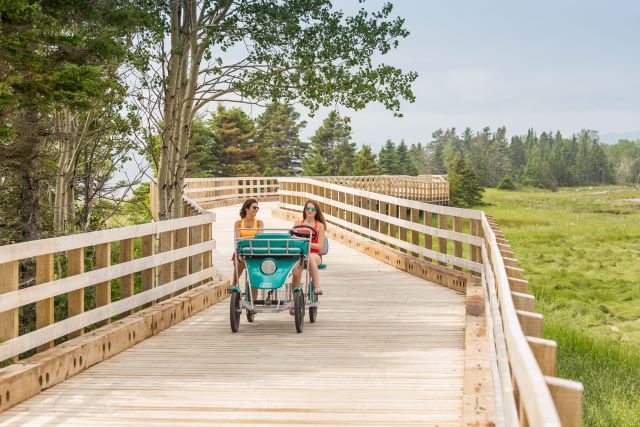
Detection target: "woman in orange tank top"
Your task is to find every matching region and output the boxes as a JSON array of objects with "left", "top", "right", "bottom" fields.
[{"left": 232, "top": 199, "right": 264, "bottom": 296}]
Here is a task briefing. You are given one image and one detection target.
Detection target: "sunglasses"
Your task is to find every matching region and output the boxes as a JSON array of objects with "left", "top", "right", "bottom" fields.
[
  {"left": 305, "top": 206, "right": 317, "bottom": 212},
  {"left": 250, "top": 206, "right": 259, "bottom": 210}
]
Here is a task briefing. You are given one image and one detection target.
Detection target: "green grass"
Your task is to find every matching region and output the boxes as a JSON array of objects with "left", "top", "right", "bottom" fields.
[{"left": 483, "top": 186, "right": 640, "bottom": 426}]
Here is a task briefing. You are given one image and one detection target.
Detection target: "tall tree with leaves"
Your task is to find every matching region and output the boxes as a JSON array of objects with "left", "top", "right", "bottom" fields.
[
  {"left": 211, "top": 105, "right": 258, "bottom": 177},
  {"left": 302, "top": 111, "right": 352, "bottom": 176},
  {"left": 396, "top": 140, "right": 417, "bottom": 175},
  {"left": 353, "top": 145, "right": 379, "bottom": 175},
  {"left": 0, "top": 0, "right": 149, "bottom": 241},
  {"left": 448, "top": 154, "right": 484, "bottom": 208},
  {"left": 254, "top": 102, "right": 307, "bottom": 175},
  {"left": 186, "top": 118, "right": 217, "bottom": 177},
  {"left": 142, "top": 0, "right": 417, "bottom": 219},
  {"left": 378, "top": 139, "right": 399, "bottom": 174}
]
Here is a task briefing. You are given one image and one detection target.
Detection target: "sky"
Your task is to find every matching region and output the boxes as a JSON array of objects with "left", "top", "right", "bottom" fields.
[
  {"left": 122, "top": 0, "right": 640, "bottom": 183},
  {"left": 279, "top": 0, "right": 640, "bottom": 148}
]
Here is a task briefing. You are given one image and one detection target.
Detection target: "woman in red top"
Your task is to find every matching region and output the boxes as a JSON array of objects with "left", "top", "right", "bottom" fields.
[{"left": 291, "top": 199, "right": 326, "bottom": 295}]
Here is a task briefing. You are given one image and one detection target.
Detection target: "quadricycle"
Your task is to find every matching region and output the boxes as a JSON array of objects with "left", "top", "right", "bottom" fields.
[{"left": 229, "top": 226, "right": 325, "bottom": 333}]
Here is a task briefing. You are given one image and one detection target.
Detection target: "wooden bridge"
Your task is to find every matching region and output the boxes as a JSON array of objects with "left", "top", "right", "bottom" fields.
[{"left": 0, "top": 176, "right": 582, "bottom": 426}]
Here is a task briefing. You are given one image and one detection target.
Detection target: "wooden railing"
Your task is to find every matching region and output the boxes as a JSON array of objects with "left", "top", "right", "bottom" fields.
[
  {"left": 0, "top": 213, "right": 216, "bottom": 363},
  {"left": 317, "top": 175, "right": 449, "bottom": 204},
  {"left": 183, "top": 177, "right": 279, "bottom": 210},
  {"left": 277, "top": 177, "right": 479, "bottom": 274},
  {"left": 275, "top": 176, "right": 582, "bottom": 427}
]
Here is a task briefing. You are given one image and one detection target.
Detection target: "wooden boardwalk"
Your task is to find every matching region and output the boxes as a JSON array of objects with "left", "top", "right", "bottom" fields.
[{"left": 0, "top": 202, "right": 465, "bottom": 426}]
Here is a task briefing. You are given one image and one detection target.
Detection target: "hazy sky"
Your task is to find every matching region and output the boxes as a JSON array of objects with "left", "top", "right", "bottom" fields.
[{"left": 282, "top": 0, "right": 640, "bottom": 148}]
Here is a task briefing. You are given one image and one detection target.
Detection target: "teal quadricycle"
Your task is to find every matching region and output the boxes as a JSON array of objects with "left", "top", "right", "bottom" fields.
[{"left": 229, "top": 225, "right": 322, "bottom": 333}]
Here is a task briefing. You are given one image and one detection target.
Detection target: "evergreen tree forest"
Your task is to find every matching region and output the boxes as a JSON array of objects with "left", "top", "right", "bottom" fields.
[{"left": 186, "top": 107, "right": 630, "bottom": 197}]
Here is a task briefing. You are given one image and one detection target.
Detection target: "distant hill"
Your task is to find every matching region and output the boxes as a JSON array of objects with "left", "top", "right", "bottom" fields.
[{"left": 600, "top": 131, "right": 640, "bottom": 144}]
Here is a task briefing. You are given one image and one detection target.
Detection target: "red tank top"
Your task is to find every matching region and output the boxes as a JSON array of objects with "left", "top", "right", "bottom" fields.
[
  {"left": 310, "top": 220, "right": 320, "bottom": 254},
  {"left": 300, "top": 220, "right": 320, "bottom": 254}
]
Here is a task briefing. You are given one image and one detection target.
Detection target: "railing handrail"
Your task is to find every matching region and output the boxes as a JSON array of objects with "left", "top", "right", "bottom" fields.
[
  {"left": 482, "top": 214, "right": 562, "bottom": 426},
  {"left": 0, "top": 213, "right": 215, "bottom": 264},
  {"left": 278, "top": 177, "right": 477, "bottom": 219}
]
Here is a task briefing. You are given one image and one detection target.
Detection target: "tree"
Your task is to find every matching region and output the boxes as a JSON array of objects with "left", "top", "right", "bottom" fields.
[
  {"left": 448, "top": 155, "right": 484, "bottom": 208},
  {"left": 186, "top": 118, "right": 217, "bottom": 177},
  {"left": 353, "top": 145, "right": 379, "bottom": 175},
  {"left": 302, "top": 111, "right": 351, "bottom": 176},
  {"left": 254, "top": 102, "right": 307, "bottom": 176},
  {"left": 142, "top": 0, "right": 417, "bottom": 219},
  {"left": 211, "top": 105, "right": 258, "bottom": 177},
  {"left": 378, "top": 139, "right": 399, "bottom": 174},
  {"left": 396, "top": 140, "right": 417, "bottom": 175},
  {"left": 408, "top": 142, "right": 429, "bottom": 174},
  {"left": 0, "top": 0, "right": 149, "bottom": 241}
]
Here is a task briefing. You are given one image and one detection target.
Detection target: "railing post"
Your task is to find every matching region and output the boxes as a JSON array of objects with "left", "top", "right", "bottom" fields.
[
  {"left": 399, "top": 206, "right": 407, "bottom": 254},
  {"left": 120, "top": 238, "right": 135, "bottom": 314},
  {"left": 95, "top": 242, "right": 111, "bottom": 326},
  {"left": 424, "top": 210, "right": 433, "bottom": 262},
  {"left": 0, "top": 260, "right": 19, "bottom": 362},
  {"left": 158, "top": 230, "right": 174, "bottom": 302},
  {"left": 36, "top": 254, "right": 54, "bottom": 351},
  {"left": 67, "top": 248, "right": 84, "bottom": 338},
  {"left": 141, "top": 235, "right": 155, "bottom": 308},
  {"left": 438, "top": 213, "right": 448, "bottom": 266},
  {"left": 410, "top": 208, "right": 419, "bottom": 257},
  {"left": 453, "top": 216, "right": 463, "bottom": 271}
]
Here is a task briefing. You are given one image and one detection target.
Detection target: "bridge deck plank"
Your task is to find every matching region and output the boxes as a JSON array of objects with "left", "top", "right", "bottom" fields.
[{"left": 0, "top": 202, "right": 465, "bottom": 426}]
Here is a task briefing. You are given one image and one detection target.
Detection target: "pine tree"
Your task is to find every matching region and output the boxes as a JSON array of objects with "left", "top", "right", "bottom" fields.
[
  {"left": 409, "top": 143, "right": 429, "bottom": 174},
  {"left": 211, "top": 104, "right": 258, "bottom": 176},
  {"left": 254, "top": 102, "right": 307, "bottom": 176},
  {"left": 186, "top": 118, "right": 217, "bottom": 177},
  {"left": 396, "top": 140, "right": 417, "bottom": 175},
  {"left": 336, "top": 139, "right": 357, "bottom": 175},
  {"left": 378, "top": 139, "right": 399, "bottom": 174},
  {"left": 353, "top": 145, "right": 379, "bottom": 175},
  {"left": 302, "top": 111, "right": 352, "bottom": 176},
  {"left": 448, "top": 155, "right": 484, "bottom": 207}
]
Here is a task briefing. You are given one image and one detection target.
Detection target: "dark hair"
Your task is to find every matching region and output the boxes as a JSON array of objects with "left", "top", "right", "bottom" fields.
[
  {"left": 301, "top": 199, "right": 327, "bottom": 230},
  {"left": 240, "top": 198, "right": 258, "bottom": 219}
]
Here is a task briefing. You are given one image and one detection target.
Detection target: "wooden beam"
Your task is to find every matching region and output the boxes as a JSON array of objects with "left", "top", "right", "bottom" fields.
[
  {"left": 120, "top": 238, "right": 135, "bottom": 315},
  {"left": 516, "top": 310, "right": 543, "bottom": 337},
  {"left": 67, "top": 248, "right": 84, "bottom": 339},
  {"left": 511, "top": 291, "right": 535, "bottom": 312},
  {"left": 509, "top": 277, "right": 529, "bottom": 293},
  {"left": 453, "top": 216, "right": 463, "bottom": 271},
  {"left": 95, "top": 243, "right": 111, "bottom": 327},
  {"left": 438, "top": 213, "right": 448, "bottom": 266},
  {"left": 0, "top": 261, "right": 18, "bottom": 363},
  {"left": 35, "top": 254, "right": 55, "bottom": 351},
  {"left": 545, "top": 376, "right": 583, "bottom": 427},
  {"left": 528, "top": 337, "right": 557, "bottom": 376},
  {"left": 141, "top": 235, "right": 154, "bottom": 308}
]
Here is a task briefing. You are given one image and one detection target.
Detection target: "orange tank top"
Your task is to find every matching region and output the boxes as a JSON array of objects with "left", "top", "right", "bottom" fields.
[{"left": 238, "top": 218, "right": 258, "bottom": 238}]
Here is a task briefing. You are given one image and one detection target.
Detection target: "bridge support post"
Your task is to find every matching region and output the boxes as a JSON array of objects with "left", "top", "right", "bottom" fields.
[
  {"left": 0, "top": 261, "right": 18, "bottom": 363},
  {"left": 424, "top": 211, "right": 433, "bottom": 262},
  {"left": 120, "top": 239, "right": 135, "bottom": 315},
  {"left": 141, "top": 235, "right": 155, "bottom": 308},
  {"left": 67, "top": 248, "right": 84, "bottom": 339},
  {"left": 437, "top": 213, "right": 448, "bottom": 266},
  {"left": 453, "top": 217, "right": 463, "bottom": 271},
  {"left": 95, "top": 243, "right": 112, "bottom": 326},
  {"left": 35, "top": 254, "right": 55, "bottom": 351}
]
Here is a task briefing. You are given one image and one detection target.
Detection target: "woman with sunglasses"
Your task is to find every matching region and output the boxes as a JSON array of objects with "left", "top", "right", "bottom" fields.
[
  {"left": 291, "top": 199, "right": 326, "bottom": 296},
  {"left": 232, "top": 199, "right": 264, "bottom": 300}
]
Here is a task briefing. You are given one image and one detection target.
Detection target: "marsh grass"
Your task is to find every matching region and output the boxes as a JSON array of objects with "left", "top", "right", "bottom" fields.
[{"left": 483, "top": 186, "right": 640, "bottom": 426}]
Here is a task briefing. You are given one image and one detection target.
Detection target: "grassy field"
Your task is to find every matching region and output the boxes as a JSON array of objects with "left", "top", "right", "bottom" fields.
[{"left": 482, "top": 186, "right": 640, "bottom": 426}]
